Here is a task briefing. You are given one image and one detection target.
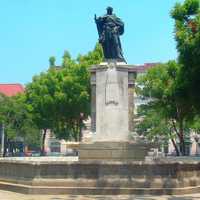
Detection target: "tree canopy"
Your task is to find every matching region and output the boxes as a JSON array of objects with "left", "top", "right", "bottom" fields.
[
  {"left": 171, "top": 0, "right": 200, "bottom": 112},
  {"left": 0, "top": 44, "right": 103, "bottom": 156},
  {"left": 136, "top": 61, "right": 192, "bottom": 155},
  {"left": 0, "top": 93, "right": 40, "bottom": 155},
  {"left": 135, "top": 0, "right": 200, "bottom": 156},
  {"left": 26, "top": 44, "right": 103, "bottom": 147}
]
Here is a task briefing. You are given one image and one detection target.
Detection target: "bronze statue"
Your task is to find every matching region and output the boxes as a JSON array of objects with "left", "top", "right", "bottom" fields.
[{"left": 95, "top": 7, "right": 126, "bottom": 62}]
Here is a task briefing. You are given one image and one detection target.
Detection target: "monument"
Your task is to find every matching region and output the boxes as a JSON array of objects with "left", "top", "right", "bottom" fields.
[
  {"left": 0, "top": 7, "right": 200, "bottom": 196},
  {"left": 79, "top": 7, "right": 153, "bottom": 160}
]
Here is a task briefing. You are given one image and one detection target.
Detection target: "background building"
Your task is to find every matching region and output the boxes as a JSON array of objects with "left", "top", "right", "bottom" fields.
[{"left": 0, "top": 83, "right": 24, "bottom": 96}]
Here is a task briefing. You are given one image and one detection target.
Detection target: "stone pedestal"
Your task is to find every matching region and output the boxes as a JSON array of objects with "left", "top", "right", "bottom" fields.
[
  {"left": 79, "top": 142, "right": 155, "bottom": 161},
  {"left": 91, "top": 61, "right": 136, "bottom": 140},
  {"left": 79, "top": 61, "right": 150, "bottom": 160}
]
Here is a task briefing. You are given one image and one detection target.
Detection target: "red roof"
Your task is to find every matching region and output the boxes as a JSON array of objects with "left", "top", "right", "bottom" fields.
[
  {"left": 0, "top": 84, "right": 24, "bottom": 97},
  {"left": 135, "top": 63, "right": 160, "bottom": 73}
]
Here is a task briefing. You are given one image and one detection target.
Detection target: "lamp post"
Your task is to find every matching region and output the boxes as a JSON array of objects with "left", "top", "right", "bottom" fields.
[
  {"left": 79, "top": 113, "right": 84, "bottom": 142},
  {"left": 0, "top": 124, "right": 5, "bottom": 157}
]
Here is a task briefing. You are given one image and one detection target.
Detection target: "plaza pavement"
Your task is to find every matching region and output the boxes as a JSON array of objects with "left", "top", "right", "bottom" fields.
[{"left": 1, "top": 190, "right": 200, "bottom": 200}]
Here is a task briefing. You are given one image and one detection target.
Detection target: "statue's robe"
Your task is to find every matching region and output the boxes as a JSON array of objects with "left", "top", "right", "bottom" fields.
[{"left": 96, "top": 14, "right": 125, "bottom": 61}]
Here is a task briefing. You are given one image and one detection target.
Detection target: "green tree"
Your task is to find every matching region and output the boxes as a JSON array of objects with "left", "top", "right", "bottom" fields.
[
  {"left": 53, "top": 44, "right": 103, "bottom": 141},
  {"left": 136, "top": 61, "right": 192, "bottom": 155},
  {"left": 136, "top": 104, "right": 180, "bottom": 155},
  {"left": 190, "top": 115, "right": 200, "bottom": 135},
  {"left": 26, "top": 71, "right": 57, "bottom": 155},
  {"left": 49, "top": 56, "right": 56, "bottom": 67},
  {"left": 62, "top": 50, "right": 71, "bottom": 67},
  {"left": 26, "top": 44, "right": 103, "bottom": 149},
  {"left": 171, "top": 0, "right": 200, "bottom": 112},
  {"left": 0, "top": 93, "right": 40, "bottom": 156},
  {"left": 12, "top": 95, "right": 41, "bottom": 150}
]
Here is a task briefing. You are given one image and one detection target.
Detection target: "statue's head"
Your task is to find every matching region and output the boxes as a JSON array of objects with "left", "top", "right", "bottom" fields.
[{"left": 106, "top": 6, "right": 113, "bottom": 15}]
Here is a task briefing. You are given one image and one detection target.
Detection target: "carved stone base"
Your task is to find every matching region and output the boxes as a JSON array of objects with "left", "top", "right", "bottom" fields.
[
  {"left": 0, "top": 157, "right": 200, "bottom": 195},
  {"left": 79, "top": 142, "right": 155, "bottom": 161},
  {"left": 90, "top": 63, "right": 137, "bottom": 142}
]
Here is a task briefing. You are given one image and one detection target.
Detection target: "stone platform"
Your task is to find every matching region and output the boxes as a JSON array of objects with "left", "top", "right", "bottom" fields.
[
  {"left": 0, "top": 157, "right": 200, "bottom": 195},
  {"left": 79, "top": 142, "right": 155, "bottom": 160}
]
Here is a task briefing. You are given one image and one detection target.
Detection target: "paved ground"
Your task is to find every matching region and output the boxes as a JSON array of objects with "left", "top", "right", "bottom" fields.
[{"left": 1, "top": 190, "right": 200, "bottom": 200}]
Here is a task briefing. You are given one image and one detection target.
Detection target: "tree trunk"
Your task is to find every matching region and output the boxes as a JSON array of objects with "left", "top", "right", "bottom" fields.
[
  {"left": 180, "top": 137, "right": 186, "bottom": 156},
  {"left": 78, "top": 119, "right": 83, "bottom": 142},
  {"left": 41, "top": 129, "right": 47, "bottom": 156},
  {"left": 0, "top": 124, "right": 6, "bottom": 157},
  {"left": 72, "top": 122, "right": 78, "bottom": 142},
  {"left": 171, "top": 138, "right": 180, "bottom": 156},
  {"left": 179, "top": 121, "right": 186, "bottom": 156},
  {"left": 172, "top": 118, "right": 186, "bottom": 156},
  {"left": 3, "top": 136, "right": 7, "bottom": 157}
]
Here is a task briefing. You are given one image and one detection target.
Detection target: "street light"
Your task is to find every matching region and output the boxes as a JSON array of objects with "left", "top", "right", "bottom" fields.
[{"left": 0, "top": 124, "right": 5, "bottom": 157}]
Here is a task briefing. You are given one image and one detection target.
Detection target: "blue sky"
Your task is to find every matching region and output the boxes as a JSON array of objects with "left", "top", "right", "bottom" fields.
[{"left": 0, "top": 0, "right": 183, "bottom": 84}]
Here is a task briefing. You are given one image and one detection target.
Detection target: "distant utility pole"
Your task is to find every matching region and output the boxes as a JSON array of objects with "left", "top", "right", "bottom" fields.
[{"left": 0, "top": 124, "right": 5, "bottom": 157}]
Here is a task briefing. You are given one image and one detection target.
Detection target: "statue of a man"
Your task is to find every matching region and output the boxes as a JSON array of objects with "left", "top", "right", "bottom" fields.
[{"left": 95, "top": 7, "right": 125, "bottom": 62}]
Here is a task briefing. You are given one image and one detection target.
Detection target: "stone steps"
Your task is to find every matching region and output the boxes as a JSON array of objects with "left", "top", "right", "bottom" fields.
[
  {"left": 0, "top": 159, "right": 200, "bottom": 195},
  {"left": 0, "top": 180, "right": 200, "bottom": 195},
  {"left": 0, "top": 177, "right": 200, "bottom": 187}
]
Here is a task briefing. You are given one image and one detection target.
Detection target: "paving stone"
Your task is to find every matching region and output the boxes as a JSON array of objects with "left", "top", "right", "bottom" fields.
[{"left": 1, "top": 190, "right": 200, "bottom": 200}]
